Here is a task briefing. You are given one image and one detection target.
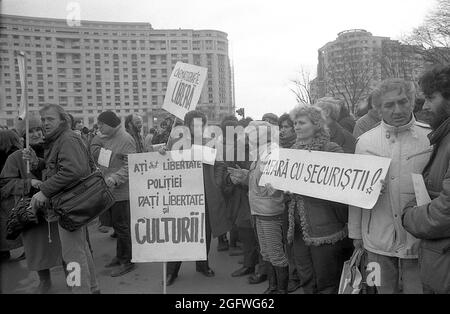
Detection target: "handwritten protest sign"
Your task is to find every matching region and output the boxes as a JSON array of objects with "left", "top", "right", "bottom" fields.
[
  {"left": 162, "top": 62, "right": 207, "bottom": 120},
  {"left": 259, "top": 148, "right": 391, "bottom": 209},
  {"left": 128, "top": 151, "right": 206, "bottom": 262}
]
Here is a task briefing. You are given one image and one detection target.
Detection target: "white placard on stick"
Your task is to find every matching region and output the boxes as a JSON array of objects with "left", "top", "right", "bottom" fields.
[
  {"left": 128, "top": 151, "right": 206, "bottom": 263},
  {"left": 162, "top": 62, "right": 207, "bottom": 120},
  {"left": 259, "top": 148, "right": 391, "bottom": 209}
]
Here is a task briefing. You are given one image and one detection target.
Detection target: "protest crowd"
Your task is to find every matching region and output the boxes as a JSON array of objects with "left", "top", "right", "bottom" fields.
[{"left": 0, "top": 64, "right": 450, "bottom": 295}]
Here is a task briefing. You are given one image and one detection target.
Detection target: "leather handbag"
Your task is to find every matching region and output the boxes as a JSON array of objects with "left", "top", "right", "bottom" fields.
[{"left": 51, "top": 169, "right": 115, "bottom": 231}]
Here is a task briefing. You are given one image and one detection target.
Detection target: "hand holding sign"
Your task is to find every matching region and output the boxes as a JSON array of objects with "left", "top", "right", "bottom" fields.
[
  {"left": 379, "top": 179, "right": 387, "bottom": 196},
  {"left": 227, "top": 166, "right": 249, "bottom": 184},
  {"left": 265, "top": 183, "right": 276, "bottom": 196}
]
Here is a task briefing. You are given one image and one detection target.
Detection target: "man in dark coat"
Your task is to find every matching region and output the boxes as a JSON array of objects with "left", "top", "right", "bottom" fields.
[
  {"left": 165, "top": 110, "right": 232, "bottom": 286},
  {"left": 29, "top": 104, "right": 98, "bottom": 294},
  {"left": 402, "top": 65, "right": 450, "bottom": 294},
  {"left": 220, "top": 116, "right": 260, "bottom": 278}
]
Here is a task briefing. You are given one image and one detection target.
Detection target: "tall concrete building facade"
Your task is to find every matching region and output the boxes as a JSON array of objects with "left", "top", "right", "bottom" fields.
[
  {"left": 311, "top": 29, "right": 427, "bottom": 112},
  {"left": 0, "top": 15, "right": 234, "bottom": 130}
]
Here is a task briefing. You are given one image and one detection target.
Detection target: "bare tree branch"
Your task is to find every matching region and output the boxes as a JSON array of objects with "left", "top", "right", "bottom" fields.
[
  {"left": 324, "top": 47, "right": 376, "bottom": 113},
  {"left": 289, "top": 67, "right": 315, "bottom": 105},
  {"left": 402, "top": 0, "right": 450, "bottom": 65}
]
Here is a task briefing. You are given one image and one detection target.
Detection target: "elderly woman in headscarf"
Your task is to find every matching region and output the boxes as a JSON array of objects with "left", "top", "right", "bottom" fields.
[
  {"left": 286, "top": 106, "right": 348, "bottom": 294},
  {"left": 0, "top": 114, "right": 62, "bottom": 293}
]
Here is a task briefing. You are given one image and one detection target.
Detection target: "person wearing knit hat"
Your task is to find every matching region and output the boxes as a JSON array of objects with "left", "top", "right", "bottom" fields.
[
  {"left": 97, "top": 111, "right": 121, "bottom": 128},
  {"left": 91, "top": 110, "right": 137, "bottom": 277}
]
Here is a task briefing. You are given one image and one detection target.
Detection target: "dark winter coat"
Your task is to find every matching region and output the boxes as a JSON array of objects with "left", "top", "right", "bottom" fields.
[
  {"left": 288, "top": 141, "right": 348, "bottom": 246},
  {"left": 167, "top": 135, "right": 232, "bottom": 237},
  {"left": 39, "top": 124, "right": 91, "bottom": 199},
  {"left": 221, "top": 141, "right": 252, "bottom": 228},
  {"left": 329, "top": 121, "right": 356, "bottom": 154},
  {"left": 402, "top": 117, "right": 450, "bottom": 293}
]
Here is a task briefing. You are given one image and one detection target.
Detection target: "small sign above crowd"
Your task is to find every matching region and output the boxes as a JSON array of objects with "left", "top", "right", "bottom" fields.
[{"left": 162, "top": 62, "right": 208, "bottom": 120}]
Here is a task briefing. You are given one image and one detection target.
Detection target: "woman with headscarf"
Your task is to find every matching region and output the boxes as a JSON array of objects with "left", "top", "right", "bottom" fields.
[
  {"left": 0, "top": 114, "right": 63, "bottom": 293},
  {"left": 287, "top": 106, "right": 348, "bottom": 294}
]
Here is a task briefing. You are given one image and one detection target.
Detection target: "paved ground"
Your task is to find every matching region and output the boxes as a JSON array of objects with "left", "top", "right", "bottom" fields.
[{"left": 0, "top": 220, "right": 302, "bottom": 294}]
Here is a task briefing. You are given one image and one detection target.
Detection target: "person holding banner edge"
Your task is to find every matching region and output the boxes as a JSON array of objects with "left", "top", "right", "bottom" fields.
[
  {"left": 349, "top": 79, "right": 431, "bottom": 294},
  {"left": 284, "top": 106, "right": 348, "bottom": 294}
]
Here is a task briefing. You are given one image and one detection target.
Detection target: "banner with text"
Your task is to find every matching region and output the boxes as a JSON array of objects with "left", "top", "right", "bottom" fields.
[
  {"left": 129, "top": 151, "right": 206, "bottom": 262},
  {"left": 259, "top": 148, "right": 391, "bottom": 209},
  {"left": 162, "top": 62, "right": 207, "bottom": 120}
]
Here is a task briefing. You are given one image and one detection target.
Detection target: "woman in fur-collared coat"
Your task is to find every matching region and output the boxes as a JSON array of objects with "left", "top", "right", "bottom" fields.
[{"left": 287, "top": 106, "right": 348, "bottom": 294}]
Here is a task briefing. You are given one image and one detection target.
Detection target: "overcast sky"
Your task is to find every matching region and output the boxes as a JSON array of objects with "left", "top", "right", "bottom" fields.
[{"left": 1, "top": 0, "right": 436, "bottom": 118}]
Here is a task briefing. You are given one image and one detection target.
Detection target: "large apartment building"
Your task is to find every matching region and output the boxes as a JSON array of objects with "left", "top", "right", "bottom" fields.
[
  {"left": 311, "top": 29, "right": 428, "bottom": 111},
  {"left": 0, "top": 15, "right": 234, "bottom": 130}
]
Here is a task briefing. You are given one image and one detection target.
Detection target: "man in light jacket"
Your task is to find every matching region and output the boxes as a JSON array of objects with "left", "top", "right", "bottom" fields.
[
  {"left": 402, "top": 65, "right": 450, "bottom": 294},
  {"left": 348, "top": 79, "right": 432, "bottom": 293},
  {"left": 91, "top": 111, "right": 137, "bottom": 277}
]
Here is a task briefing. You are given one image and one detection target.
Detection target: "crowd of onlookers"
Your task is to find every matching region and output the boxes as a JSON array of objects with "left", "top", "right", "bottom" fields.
[{"left": 0, "top": 64, "right": 449, "bottom": 294}]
